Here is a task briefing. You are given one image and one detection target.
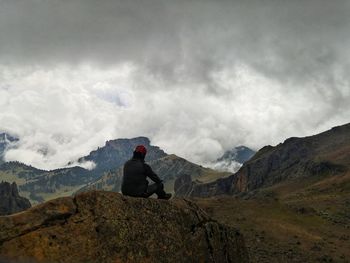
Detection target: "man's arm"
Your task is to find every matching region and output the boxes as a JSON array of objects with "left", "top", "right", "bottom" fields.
[{"left": 144, "top": 163, "right": 162, "bottom": 183}]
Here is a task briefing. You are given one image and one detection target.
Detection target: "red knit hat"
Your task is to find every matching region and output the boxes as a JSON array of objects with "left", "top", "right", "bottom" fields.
[{"left": 134, "top": 145, "right": 147, "bottom": 155}]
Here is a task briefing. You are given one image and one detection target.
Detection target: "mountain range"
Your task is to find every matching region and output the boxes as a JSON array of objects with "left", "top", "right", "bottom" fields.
[
  {"left": 174, "top": 123, "right": 350, "bottom": 262},
  {"left": 0, "top": 136, "right": 228, "bottom": 204},
  {"left": 175, "top": 123, "right": 350, "bottom": 197},
  {"left": 1, "top": 123, "right": 349, "bottom": 262},
  {"left": 79, "top": 154, "right": 229, "bottom": 194}
]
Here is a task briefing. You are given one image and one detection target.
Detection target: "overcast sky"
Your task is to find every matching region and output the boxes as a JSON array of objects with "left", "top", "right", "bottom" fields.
[{"left": 0, "top": 0, "right": 349, "bottom": 170}]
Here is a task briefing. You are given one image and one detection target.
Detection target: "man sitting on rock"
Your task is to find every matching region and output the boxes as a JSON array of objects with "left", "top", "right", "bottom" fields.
[{"left": 122, "top": 145, "right": 172, "bottom": 200}]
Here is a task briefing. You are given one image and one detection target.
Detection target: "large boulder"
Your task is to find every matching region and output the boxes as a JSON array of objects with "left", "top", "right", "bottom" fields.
[
  {"left": 0, "top": 181, "right": 31, "bottom": 215},
  {"left": 0, "top": 191, "right": 249, "bottom": 263}
]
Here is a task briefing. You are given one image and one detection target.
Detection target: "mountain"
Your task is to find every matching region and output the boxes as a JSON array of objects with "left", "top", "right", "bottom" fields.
[
  {"left": 0, "top": 133, "right": 18, "bottom": 165},
  {"left": 180, "top": 123, "right": 350, "bottom": 262},
  {"left": 0, "top": 181, "right": 31, "bottom": 215},
  {"left": 0, "top": 191, "right": 249, "bottom": 263},
  {"left": 78, "top": 154, "right": 230, "bottom": 194},
  {"left": 0, "top": 161, "right": 93, "bottom": 204},
  {"left": 78, "top": 136, "right": 167, "bottom": 177},
  {"left": 212, "top": 146, "right": 256, "bottom": 173},
  {"left": 178, "top": 123, "right": 350, "bottom": 197},
  {"left": 218, "top": 146, "right": 256, "bottom": 164},
  {"left": 0, "top": 137, "right": 169, "bottom": 204}
]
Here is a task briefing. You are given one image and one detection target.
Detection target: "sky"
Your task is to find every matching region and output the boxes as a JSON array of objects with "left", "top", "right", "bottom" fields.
[{"left": 0, "top": 0, "right": 349, "bottom": 170}]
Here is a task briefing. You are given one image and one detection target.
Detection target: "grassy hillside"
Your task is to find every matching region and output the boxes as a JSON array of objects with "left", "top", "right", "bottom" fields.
[
  {"left": 194, "top": 171, "right": 350, "bottom": 262},
  {"left": 0, "top": 162, "right": 93, "bottom": 204}
]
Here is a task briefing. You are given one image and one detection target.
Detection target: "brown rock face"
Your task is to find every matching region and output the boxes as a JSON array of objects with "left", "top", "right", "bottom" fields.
[
  {"left": 0, "top": 181, "right": 31, "bottom": 215},
  {"left": 0, "top": 191, "right": 249, "bottom": 263}
]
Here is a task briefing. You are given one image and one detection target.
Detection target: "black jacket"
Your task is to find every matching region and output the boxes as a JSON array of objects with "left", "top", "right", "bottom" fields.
[{"left": 121, "top": 157, "right": 162, "bottom": 197}]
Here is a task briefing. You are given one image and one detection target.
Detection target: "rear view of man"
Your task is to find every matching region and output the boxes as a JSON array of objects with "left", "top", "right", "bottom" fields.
[{"left": 122, "top": 145, "right": 172, "bottom": 200}]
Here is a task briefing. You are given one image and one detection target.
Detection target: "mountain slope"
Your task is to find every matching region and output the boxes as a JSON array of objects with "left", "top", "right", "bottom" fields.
[
  {"left": 183, "top": 123, "right": 350, "bottom": 262},
  {"left": 0, "top": 137, "right": 169, "bottom": 204},
  {"left": 181, "top": 123, "right": 350, "bottom": 197},
  {"left": 0, "top": 191, "right": 249, "bottom": 263},
  {"left": 79, "top": 154, "right": 230, "bottom": 194},
  {"left": 0, "top": 161, "right": 93, "bottom": 204},
  {"left": 0, "top": 161, "right": 46, "bottom": 183}
]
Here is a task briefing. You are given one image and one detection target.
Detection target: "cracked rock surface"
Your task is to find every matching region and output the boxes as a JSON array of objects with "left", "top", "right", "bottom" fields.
[{"left": 0, "top": 191, "right": 249, "bottom": 263}]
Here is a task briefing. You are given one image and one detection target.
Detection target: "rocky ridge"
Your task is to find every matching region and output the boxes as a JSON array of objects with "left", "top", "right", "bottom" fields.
[
  {"left": 0, "top": 191, "right": 249, "bottom": 263},
  {"left": 175, "top": 123, "right": 350, "bottom": 197}
]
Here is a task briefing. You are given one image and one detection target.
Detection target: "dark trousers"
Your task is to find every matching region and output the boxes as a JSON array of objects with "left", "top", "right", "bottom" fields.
[{"left": 144, "top": 182, "right": 167, "bottom": 198}]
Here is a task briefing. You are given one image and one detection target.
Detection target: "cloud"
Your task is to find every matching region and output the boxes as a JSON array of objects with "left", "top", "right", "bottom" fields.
[{"left": 0, "top": 0, "right": 349, "bottom": 169}]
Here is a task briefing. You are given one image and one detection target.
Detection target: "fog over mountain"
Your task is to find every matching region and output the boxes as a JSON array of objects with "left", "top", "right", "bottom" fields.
[{"left": 0, "top": 0, "right": 349, "bottom": 170}]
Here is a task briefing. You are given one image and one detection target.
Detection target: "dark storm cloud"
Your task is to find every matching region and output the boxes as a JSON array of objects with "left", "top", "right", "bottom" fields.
[{"left": 0, "top": 0, "right": 349, "bottom": 169}]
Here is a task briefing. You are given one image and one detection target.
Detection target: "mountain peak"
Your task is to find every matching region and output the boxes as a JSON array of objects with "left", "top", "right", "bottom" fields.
[
  {"left": 78, "top": 136, "right": 167, "bottom": 178},
  {"left": 217, "top": 146, "right": 256, "bottom": 163},
  {"left": 105, "top": 136, "right": 151, "bottom": 147},
  {"left": 212, "top": 145, "right": 256, "bottom": 173}
]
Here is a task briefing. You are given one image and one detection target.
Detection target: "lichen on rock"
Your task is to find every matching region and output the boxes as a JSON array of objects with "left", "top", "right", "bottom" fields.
[{"left": 0, "top": 191, "right": 249, "bottom": 263}]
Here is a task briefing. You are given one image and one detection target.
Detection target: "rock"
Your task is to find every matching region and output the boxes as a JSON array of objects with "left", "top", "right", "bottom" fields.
[
  {"left": 0, "top": 181, "right": 31, "bottom": 215},
  {"left": 0, "top": 191, "right": 249, "bottom": 263}
]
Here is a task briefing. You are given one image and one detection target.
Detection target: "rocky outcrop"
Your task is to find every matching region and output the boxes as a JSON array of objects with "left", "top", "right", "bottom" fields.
[
  {"left": 0, "top": 181, "right": 31, "bottom": 215},
  {"left": 0, "top": 191, "right": 249, "bottom": 263},
  {"left": 179, "top": 123, "right": 350, "bottom": 197}
]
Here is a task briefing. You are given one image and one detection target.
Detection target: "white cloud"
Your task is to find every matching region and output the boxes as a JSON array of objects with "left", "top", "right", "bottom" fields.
[{"left": 0, "top": 0, "right": 349, "bottom": 169}]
